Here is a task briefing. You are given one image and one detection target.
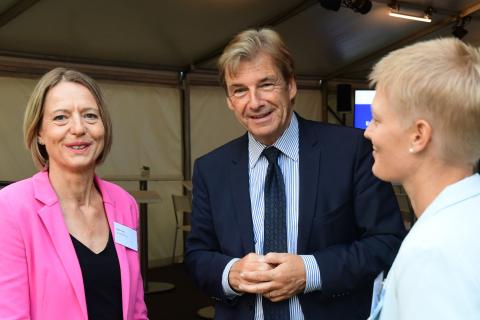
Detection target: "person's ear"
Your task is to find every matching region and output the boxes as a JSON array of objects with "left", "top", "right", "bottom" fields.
[
  {"left": 37, "top": 131, "right": 44, "bottom": 145},
  {"left": 288, "top": 78, "right": 297, "bottom": 101},
  {"left": 409, "top": 119, "right": 432, "bottom": 153}
]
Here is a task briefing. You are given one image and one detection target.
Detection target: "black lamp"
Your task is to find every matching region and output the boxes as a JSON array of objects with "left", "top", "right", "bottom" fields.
[
  {"left": 452, "top": 16, "right": 471, "bottom": 39},
  {"left": 319, "top": 0, "right": 341, "bottom": 11},
  {"left": 345, "top": 0, "right": 372, "bottom": 14},
  {"left": 319, "top": 0, "right": 372, "bottom": 14}
]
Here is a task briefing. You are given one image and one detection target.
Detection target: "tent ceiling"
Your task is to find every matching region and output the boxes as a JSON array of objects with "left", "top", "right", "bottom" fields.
[{"left": 0, "top": 0, "right": 479, "bottom": 81}]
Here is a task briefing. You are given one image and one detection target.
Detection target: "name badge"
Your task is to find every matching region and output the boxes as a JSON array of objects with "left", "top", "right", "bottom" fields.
[
  {"left": 114, "top": 222, "right": 138, "bottom": 251},
  {"left": 370, "top": 271, "right": 384, "bottom": 313},
  {"left": 368, "top": 272, "right": 385, "bottom": 320}
]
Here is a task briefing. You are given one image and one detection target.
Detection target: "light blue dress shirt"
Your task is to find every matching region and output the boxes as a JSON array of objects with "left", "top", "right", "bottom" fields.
[{"left": 221, "top": 114, "right": 322, "bottom": 319}]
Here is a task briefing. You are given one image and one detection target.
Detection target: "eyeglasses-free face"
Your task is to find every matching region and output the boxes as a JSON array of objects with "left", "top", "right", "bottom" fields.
[
  {"left": 225, "top": 53, "right": 297, "bottom": 146},
  {"left": 38, "top": 81, "right": 105, "bottom": 174},
  {"left": 364, "top": 87, "right": 415, "bottom": 184},
  {"left": 228, "top": 77, "right": 286, "bottom": 102}
]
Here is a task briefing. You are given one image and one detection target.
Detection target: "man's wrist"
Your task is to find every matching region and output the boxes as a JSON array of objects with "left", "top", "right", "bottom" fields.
[
  {"left": 222, "top": 258, "right": 242, "bottom": 297},
  {"left": 300, "top": 255, "right": 322, "bottom": 293}
]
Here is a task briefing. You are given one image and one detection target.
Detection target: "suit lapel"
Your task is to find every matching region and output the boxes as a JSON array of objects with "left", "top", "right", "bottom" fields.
[
  {"left": 229, "top": 134, "right": 255, "bottom": 254},
  {"left": 96, "top": 177, "right": 131, "bottom": 320},
  {"left": 297, "top": 118, "right": 321, "bottom": 254},
  {"left": 34, "top": 172, "right": 88, "bottom": 320}
]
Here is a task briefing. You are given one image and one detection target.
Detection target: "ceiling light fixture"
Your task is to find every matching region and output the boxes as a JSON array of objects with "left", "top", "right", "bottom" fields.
[
  {"left": 319, "top": 0, "right": 342, "bottom": 11},
  {"left": 388, "top": 1, "right": 433, "bottom": 23},
  {"left": 319, "top": 0, "right": 372, "bottom": 15},
  {"left": 344, "top": 0, "right": 372, "bottom": 14}
]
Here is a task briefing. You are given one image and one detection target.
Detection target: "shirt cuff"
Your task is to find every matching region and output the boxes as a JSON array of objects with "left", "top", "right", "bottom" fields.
[
  {"left": 221, "top": 258, "right": 243, "bottom": 297},
  {"left": 300, "top": 255, "right": 322, "bottom": 293}
]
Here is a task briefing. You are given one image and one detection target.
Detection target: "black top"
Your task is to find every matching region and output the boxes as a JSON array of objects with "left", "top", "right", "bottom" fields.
[{"left": 71, "top": 232, "right": 123, "bottom": 320}]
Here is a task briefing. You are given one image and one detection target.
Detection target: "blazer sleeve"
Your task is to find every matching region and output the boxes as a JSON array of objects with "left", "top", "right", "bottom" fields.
[
  {"left": 133, "top": 272, "right": 148, "bottom": 320},
  {"left": 184, "top": 159, "right": 236, "bottom": 303},
  {"left": 313, "top": 135, "right": 406, "bottom": 295},
  {"left": 0, "top": 192, "right": 31, "bottom": 319},
  {"left": 128, "top": 196, "right": 149, "bottom": 320}
]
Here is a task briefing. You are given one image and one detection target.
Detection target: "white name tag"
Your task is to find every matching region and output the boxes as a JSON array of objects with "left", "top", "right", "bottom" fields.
[
  {"left": 114, "top": 222, "right": 138, "bottom": 251},
  {"left": 368, "top": 271, "right": 385, "bottom": 320}
]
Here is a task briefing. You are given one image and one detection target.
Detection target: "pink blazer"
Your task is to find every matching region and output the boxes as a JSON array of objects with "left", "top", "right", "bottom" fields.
[{"left": 0, "top": 171, "right": 148, "bottom": 320}]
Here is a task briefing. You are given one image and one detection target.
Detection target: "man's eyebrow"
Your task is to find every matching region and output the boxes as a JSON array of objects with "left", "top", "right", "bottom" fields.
[
  {"left": 228, "top": 83, "right": 246, "bottom": 88},
  {"left": 229, "top": 76, "right": 277, "bottom": 87},
  {"left": 259, "top": 76, "right": 277, "bottom": 82}
]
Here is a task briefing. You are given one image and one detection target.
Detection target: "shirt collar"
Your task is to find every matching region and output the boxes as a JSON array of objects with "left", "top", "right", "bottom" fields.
[
  {"left": 248, "top": 113, "right": 299, "bottom": 169},
  {"left": 417, "top": 173, "right": 480, "bottom": 223}
]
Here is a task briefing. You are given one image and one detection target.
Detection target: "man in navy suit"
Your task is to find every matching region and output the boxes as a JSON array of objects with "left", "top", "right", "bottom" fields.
[{"left": 185, "top": 28, "right": 405, "bottom": 320}]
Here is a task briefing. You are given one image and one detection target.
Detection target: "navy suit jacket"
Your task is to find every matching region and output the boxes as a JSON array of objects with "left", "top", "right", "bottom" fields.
[{"left": 185, "top": 115, "right": 405, "bottom": 319}]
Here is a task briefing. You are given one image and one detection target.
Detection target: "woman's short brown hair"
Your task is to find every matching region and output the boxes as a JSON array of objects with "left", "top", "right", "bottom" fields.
[{"left": 23, "top": 68, "right": 112, "bottom": 169}]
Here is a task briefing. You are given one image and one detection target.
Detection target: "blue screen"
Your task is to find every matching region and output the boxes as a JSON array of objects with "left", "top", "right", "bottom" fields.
[
  {"left": 354, "top": 104, "right": 372, "bottom": 129},
  {"left": 354, "top": 90, "right": 375, "bottom": 129}
]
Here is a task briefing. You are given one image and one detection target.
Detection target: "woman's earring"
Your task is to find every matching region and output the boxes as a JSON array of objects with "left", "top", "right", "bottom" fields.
[{"left": 409, "top": 147, "right": 414, "bottom": 153}]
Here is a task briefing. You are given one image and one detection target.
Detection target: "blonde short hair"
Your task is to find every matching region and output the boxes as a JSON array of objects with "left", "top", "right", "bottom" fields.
[
  {"left": 370, "top": 38, "right": 480, "bottom": 166},
  {"left": 218, "top": 28, "right": 295, "bottom": 90},
  {"left": 23, "top": 68, "right": 112, "bottom": 169}
]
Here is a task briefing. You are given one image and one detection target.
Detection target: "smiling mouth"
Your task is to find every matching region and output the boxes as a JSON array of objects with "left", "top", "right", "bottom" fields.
[
  {"left": 250, "top": 110, "right": 273, "bottom": 119},
  {"left": 67, "top": 143, "right": 91, "bottom": 150}
]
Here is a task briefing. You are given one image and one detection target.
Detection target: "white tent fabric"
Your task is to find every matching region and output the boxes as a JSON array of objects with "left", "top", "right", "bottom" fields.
[
  {"left": 0, "top": 76, "right": 38, "bottom": 180},
  {"left": 190, "top": 85, "right": 245, "bottom": 164},
  {"left": 98, "top": 81, "right": 182, "bottom": 178},
  {"left": 294, "top": 89, "right": 324, "bottom": 122}
]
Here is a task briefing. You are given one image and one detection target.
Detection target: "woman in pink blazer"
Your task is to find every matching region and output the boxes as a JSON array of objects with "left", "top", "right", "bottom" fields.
[{"left": 0, "top": 68, "right": 148, "bottom": 319}]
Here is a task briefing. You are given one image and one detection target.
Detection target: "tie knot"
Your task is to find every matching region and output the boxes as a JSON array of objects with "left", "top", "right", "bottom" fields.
[{"left": 262, "top": 147, "right": 281, "bottom": 164}]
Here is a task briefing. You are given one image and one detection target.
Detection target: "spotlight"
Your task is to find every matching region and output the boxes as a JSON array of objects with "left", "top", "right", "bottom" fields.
[
  {"left": 319, "top": 0, "right": 341, "bottom": 11},
  {"left": 452, "top": 16, "right": 471, "bottom": 39},
  {"left": 345, "top": 0, "right": 372, "bottom": 14},
  {"left": 388, "top": 1, "right": 433, "bottom": 23},
  {"left": 319, "top": 0, "right": 372, "bottom": 14}
]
